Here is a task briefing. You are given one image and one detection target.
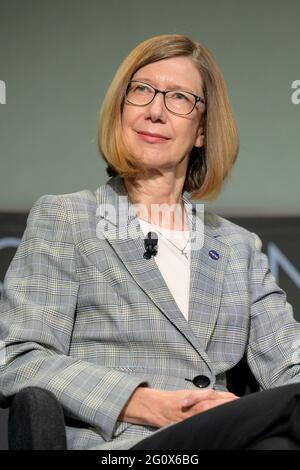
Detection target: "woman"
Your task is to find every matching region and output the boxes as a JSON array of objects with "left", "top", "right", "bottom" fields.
[{"left": 1, "top": 34, "right": 300, "bottom": 450}]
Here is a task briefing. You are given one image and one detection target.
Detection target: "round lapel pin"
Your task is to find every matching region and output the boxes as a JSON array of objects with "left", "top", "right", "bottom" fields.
[{"left": 209, "top": 250, "right": 219, "bottom": 260}]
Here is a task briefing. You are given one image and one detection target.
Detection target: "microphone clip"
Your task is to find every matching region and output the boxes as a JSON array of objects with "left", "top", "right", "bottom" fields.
[{"left": 143, "top": 232, "right": 158, "bottom": 259}]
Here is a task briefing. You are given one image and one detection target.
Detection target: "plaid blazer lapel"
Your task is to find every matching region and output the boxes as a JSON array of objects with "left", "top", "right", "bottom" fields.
[
  {"left": 188, "top": 215, "right": 230, "bottom": 350},
  {"left": 94, "top": 177, "right": 215, "bottom": 371},
  {"left": 179, "top": 192, "right": 231, "bottom": 351}
]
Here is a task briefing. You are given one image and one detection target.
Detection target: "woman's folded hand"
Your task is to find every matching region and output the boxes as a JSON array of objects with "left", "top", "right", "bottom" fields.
[{"left": 119, "top": 387, "right": 239, "bottom": 428}]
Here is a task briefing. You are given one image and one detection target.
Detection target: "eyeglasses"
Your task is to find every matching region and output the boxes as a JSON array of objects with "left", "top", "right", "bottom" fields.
[{"left": 125, "top": 80, "right": 205, "bottom": 116}]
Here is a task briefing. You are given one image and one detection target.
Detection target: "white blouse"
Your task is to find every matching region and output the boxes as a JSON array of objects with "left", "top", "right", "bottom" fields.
[{"left": 138, "top": 218, "right": 191, "bottom": 321}]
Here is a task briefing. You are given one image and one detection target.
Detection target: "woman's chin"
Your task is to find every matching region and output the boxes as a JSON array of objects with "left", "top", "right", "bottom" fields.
[{"left": 134, "top": 156, "right": 177, "bottom": 171}]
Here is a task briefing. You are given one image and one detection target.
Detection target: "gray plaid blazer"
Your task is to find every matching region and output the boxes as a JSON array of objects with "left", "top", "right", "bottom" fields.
[{"left": 1, "top": 176, "right": 300, "bottom": 450}]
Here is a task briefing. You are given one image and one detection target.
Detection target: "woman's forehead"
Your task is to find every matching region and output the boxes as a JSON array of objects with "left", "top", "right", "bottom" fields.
[{"left": 133, "top": 57, "right": 203, "bottom": 93}]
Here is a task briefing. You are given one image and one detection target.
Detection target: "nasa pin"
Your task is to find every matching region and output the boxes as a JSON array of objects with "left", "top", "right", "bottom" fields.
[{"left": 209, "top": 250, "right": 220, "bottom": 260}]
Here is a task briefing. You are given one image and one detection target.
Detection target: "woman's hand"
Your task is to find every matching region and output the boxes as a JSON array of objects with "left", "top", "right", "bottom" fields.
[{"left": 119, "top": 387, "right": 239, "bottom": 428}]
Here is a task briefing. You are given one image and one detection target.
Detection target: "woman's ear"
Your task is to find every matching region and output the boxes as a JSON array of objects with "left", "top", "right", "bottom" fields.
[{"left": 195, "top": 124, "right": 205, "bottom": 148}]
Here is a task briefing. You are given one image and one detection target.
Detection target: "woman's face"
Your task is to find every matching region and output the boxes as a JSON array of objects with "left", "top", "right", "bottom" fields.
[{"left": 121, "top": 56, "right": 205, "bottom": 174}]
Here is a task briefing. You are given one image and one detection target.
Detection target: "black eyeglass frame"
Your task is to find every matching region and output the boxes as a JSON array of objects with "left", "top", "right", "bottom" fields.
[{"left": 125, "top": 80, "right": 206, "bottom": 116}]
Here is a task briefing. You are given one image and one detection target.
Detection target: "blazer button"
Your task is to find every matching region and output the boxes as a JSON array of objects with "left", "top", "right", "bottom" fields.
[{"left": 193, "top": 375, "right": 211, "bottom": 388}]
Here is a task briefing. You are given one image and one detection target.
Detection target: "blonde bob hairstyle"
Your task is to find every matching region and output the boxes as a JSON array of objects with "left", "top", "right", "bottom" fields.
[{"left": 98, "top": 34, "right": 239, "bottom": 201}]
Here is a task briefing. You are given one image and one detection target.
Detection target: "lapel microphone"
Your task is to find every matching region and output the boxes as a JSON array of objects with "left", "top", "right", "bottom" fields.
[{"left": 143, "top": 232, "right": 158, "bottom": 259}]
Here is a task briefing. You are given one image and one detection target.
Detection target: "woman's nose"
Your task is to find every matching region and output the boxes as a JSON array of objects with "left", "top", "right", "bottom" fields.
[{"left": 146, "top": 92, "right": 166, "bottom": 120}]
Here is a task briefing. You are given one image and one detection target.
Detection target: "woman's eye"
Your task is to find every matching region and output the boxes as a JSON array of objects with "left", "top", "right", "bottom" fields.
[
  {"left": 136, "top": 85, "right": 150, "bottom": 93},
  {"left": 171, "top": 92, "right": 188, "bottom": 101}
]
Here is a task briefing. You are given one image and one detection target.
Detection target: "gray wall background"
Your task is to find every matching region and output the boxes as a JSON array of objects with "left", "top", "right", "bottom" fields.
[{"left": 0, "top": 0, "right": 299, "bottom": 216}]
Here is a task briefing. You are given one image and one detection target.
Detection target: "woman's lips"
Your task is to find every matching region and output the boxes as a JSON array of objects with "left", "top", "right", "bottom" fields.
[{"left": 137, "top": 131, "right": 170, "bottom": 143}]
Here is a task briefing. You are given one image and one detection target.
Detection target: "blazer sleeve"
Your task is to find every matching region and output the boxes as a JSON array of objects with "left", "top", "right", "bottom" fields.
[
  {"left": 0, "top": 195, "right": 148, "bottom": 442},
  {"left": 247, "top": 232, "right": 300, "bottom": 389}
]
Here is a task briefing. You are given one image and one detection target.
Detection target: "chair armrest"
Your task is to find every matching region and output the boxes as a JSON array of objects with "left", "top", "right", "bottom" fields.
[{"left": 8, "top": 387, "right": 67, "bottom": 450}]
